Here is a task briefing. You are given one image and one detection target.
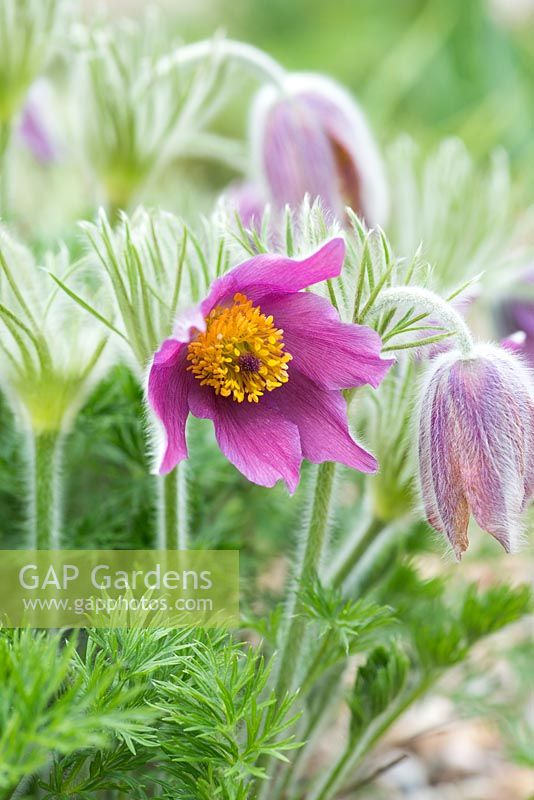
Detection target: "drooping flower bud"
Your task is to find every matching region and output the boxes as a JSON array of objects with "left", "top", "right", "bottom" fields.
[
  {"left": 417, "top": 344, "right": 534, "bottom": 558},
  {"left": 251, "top": 73, "right": 389, "bottom": 227}
]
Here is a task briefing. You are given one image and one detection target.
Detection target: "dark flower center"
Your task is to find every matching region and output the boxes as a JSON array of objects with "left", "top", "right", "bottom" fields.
[{"left": 237, "top": 353, "right": 262, "bottom": 373}]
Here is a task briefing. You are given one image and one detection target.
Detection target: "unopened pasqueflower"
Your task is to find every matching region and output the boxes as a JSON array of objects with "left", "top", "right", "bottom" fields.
[
  {"left": 418, "top": 345, "right": 534, "bottom": 558},
  {"left": 252, "top": 73, "right": 389, "bottom": 226},
  {"left": 148, "top": 238, "right": 392, "bottom": 491}
]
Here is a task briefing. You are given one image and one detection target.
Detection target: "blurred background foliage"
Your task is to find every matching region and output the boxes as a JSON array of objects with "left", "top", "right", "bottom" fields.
[
  {"left": 82, "top": 0, "right": 534, "bottom": 181},
  {"left": 11, "top": 0, "right": 534, "bottom": 237}
]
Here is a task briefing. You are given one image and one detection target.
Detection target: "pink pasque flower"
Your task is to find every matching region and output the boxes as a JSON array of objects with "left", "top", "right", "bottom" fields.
[
  {"left": 418, "top": 344, "right": 534, "bottom": 558},
  {"left": 148, "top": 239, "right": 392, "bottom": 492}
]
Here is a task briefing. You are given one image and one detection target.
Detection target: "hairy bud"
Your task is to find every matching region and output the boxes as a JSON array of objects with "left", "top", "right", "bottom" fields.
[
  {"left": 417, "top": 345, "right": 534, "bottom": 558},
  {"left": 251, "top": 73, "right": 388, "bottom": 226}
]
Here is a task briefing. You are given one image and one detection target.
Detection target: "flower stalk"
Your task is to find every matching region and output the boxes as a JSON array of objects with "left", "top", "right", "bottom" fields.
[
  {"left": 154, "top": 39, "right": 287, "bottom": 89},
  {"left": 330, "top": 517, "right": 383, "bottom": 587},
  {"left": 0, "top": 122, "right": 11, "bottom": 218},
  {"left": 371, "top": 286, "right": 475, "bottom": 357},
  {"left": 28, "top": 430, "right": 63, "bottom": 549},
  {"left": 274, "top": 461, "right": 337, "bottom": 701},
  {"left": 157, "top": 465, "right": 188, "bottom": 550},
  {"left": 309, "top": 677, "right": 433, "bottom": 800}
]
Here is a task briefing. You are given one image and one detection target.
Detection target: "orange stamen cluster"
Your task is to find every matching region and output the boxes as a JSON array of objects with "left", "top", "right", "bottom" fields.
[{"left": 187, "top": 293, "right": 292, "bottom": 403}]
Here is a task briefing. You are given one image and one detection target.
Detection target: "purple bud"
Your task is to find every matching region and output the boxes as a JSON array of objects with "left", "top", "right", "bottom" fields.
[
  {"left": 418, "top": 345, "right": 534, "bottom": 558},
  {"left": 252, "top": 73, "right": 388, "bottom": 227},
  {"left": 18, "top": 79, "right": 60, "bottom": 164}
]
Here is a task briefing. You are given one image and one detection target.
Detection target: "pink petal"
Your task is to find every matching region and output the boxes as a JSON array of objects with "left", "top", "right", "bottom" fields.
[
  {"left": 450, "top": 359, "right": 528, "bottom": 553},
  {"left": 264, "top": 368, "right": 377, "bottom": 473},
  {"left": 264, "top": 291, "right": 393, "bottom": 390},
  {"left": 202, "top": 238, "right": 345, "bottom": 312},
  {"left": 419, "top": 367, "right": 470, "bottom": 557},
  {"left": 188, "top": 380, "right": 302, "bottom": 492},
  {"left": 262, "top": 96, "right": 342, "bottom": 215},
  {"left": 148, "top": 339, "right": 191, "bottom": 474}
]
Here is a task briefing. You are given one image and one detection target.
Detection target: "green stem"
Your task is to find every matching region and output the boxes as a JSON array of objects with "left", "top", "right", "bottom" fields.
[
  {"left": 329, "top": 517, "right": 383, "bottom": 587},
  {"left": 310, "top": 677, "right": 433, "bottom": 800},
  {"left": 349, "top": 514, "right": 417, "bottom": 594},
  {"left": 0, "top": 121, "right": 11, "bottom": 219},
  {"left": 275, "top": 462, "right": 337, "bottom": 701},
  {"left": 29, "top": 430, "right": 63, "bottom": 549},
  {"left": 157, "top": 465, "right": 188, "bottom": 549},
  {"left": 256, "top": 463, "right": 337, "bottom": 800},
  {"left": 273, "top": 666, "right": 345, "bottom": 800}
]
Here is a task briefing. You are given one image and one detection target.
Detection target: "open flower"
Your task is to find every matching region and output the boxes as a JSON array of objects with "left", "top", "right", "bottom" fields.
[
  {"left": 148, "top": 238, "right": 392, "bottom": 491},
  {"left": 418, "top": 344, "right": 534, "bottom": 558},
  {"left": 251, "top": 73, "right": 389, "bottom": 227}
]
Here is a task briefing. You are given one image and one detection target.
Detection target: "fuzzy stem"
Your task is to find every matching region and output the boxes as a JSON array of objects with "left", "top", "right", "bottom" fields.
[
  {"left": 275, "top": 461, "right": 337, "bottom": 701},
  {"left": 155, "top": 39, "right": 287, "bottom": 88},
  {"left": 256, "top": 463, "right": 337, "bottom": 800},
  {"left": 372, "top": 287, "right": 475, "bottom": 357},
  {"left": 157, "top": 465, "right": 188, "bottom": 549},
  {"left": 28, "top": 430, "right": 63, "bottom": 549}
]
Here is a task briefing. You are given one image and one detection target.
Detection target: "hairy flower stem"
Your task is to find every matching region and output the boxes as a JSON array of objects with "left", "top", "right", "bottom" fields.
[
  {"left": 275, "top": 461, "right": 337, "bottom": 702},
  {"left": 372, "top": 287, "right": 475, "bottom": 357},
  {"left": 28, "top": 430, "right": 63, "bottom": 549},
  {"left": 157, "top": 465, "right": 188, "bottom": 549},
  {"left": 155, "top": 39, "right": 286, "bottom": 89},
  {"left": 256, "top": 463, "right": 337, "bottom": 800}
]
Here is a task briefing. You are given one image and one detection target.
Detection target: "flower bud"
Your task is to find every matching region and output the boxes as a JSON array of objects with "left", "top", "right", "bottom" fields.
[
  {"left": 251, "top": 73, "right": 388, "bottom": 226},
  {"left": 417, "top": 345, "right": 534, "bottom": 558}
]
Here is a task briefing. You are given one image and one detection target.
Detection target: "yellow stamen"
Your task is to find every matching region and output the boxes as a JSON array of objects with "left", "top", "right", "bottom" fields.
[{"left": 187, "top": 293, "right": 292, "bottom": 403}]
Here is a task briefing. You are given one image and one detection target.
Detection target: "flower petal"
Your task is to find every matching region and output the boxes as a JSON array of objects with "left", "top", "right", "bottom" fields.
[
  {"left": 188, "top": 380, "right": 302, "bottom": 492},
  {"left": 202, "top": 238, "right": 345, "bottom": 312},
  {"left": 264, "top": 368, "right": 377, "bottom": 473},
  {"left": 148, "top": 338, "right": 191, "bottom": 474},
  {"left": 449, "top": 357, "right": 529, "bottom": 553},
  {"left": 260, "top": 93, "right": 342, "bottom": 215},
  {"left": 419, "top": 351, "right": 534, "bottom": 557},
  {"left": 419, "top": 366, "right": 470, "bottom": 558},
  {"left": 263, "top": 291, "right": 393, "bottom": 389}
]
